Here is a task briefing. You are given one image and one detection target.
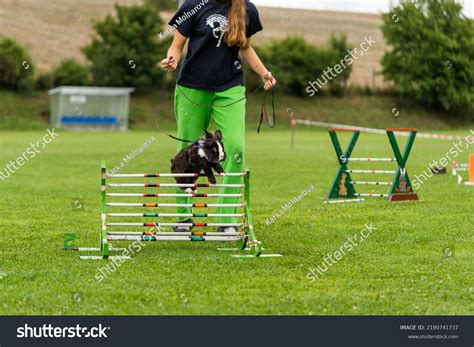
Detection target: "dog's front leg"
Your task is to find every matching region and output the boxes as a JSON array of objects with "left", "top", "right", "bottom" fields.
[
  {"left": 204, "top": 166, "right": 216, "bottom": 184},
  {"left": 212, "top": 163, "right": 225, "bottom": 175}
]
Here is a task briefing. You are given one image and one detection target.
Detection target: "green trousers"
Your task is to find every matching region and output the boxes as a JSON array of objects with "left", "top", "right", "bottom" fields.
[{"left": 174, "top": 84, "right": 246, "bottom": 224}]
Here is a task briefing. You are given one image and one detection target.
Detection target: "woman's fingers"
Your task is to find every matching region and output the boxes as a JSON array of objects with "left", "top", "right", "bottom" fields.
[
  {"left": 160, "top": 59, "right": 169, "bottom": 70},
  {"left": 263, "top": 71, "right": 277, "bottom": 91},
  {"left": 168, "top": 56, "right": 177, "bottom": 70},
  {"left": 160, "top": 56, "right": 177, "bottom": 71}
]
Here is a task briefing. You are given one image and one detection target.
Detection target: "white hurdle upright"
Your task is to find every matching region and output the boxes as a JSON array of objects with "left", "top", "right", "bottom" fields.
[
  {"left": 452, "top": 157, "right": 474, "bottom": 186},
  {"left": 452, "top": 160, "right": 469, "bottom": 175}
]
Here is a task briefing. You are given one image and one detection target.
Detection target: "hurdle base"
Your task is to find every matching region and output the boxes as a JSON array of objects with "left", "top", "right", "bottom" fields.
[
  {"left": 64, "top": 245, "right": 129, "bottom": 260},
  {"left": 389, "top": 193, "right": 419, "bottom": 202},
  {"left": 217, "top": 246, "right": 283, "bottom": 258},
  {"left": 63, "top": 247, "right": 127, "bottom": 252},
  {"left": 231, "top": 254, "right": 283, "bottom": 258},
  {"left": 80, "top": 255, "right": 132, "bottom": 260},
  {"left": 324, "top": 198, "right": 365, "bottom": 204}
]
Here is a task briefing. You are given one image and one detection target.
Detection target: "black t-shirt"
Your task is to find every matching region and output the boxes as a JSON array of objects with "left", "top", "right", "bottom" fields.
[{"left": 168, "top": 0, "right": 263, "bottom": 91}]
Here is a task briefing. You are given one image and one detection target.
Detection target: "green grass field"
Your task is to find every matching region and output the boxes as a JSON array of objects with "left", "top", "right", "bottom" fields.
[{"left": 0, "top": 128, "right": 473, "bottom": 315}]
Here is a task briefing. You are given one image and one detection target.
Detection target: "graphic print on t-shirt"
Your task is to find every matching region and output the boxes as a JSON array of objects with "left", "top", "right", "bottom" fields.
[{"left": 206, "top": 14, "right": 228, "bottom": 47}]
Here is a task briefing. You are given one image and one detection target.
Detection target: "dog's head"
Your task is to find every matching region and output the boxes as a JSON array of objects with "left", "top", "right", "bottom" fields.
[{"left": 197, "top": 129, "right": 226, "bottom": 164}]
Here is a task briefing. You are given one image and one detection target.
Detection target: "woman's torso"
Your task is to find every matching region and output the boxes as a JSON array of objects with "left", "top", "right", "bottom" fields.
[{"left": 169, "top": 0, "right": 262, "bottom": 91}]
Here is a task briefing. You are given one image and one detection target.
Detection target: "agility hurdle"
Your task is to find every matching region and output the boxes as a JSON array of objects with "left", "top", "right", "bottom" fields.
[
  {"left": 325, "top": 128, "right": 419, "bottom": 203},
  {"left": 452, "top": 155, "right": 474, "bottom": 186},
  {"left": 70, "top": 161, "right": 281, "bottom": 260}
]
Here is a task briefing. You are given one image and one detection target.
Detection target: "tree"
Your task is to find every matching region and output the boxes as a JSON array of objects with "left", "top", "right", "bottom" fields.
[
  {"left": 327, "top": 33, "right": 352, "bottom": 95},
  {"left": 53, "top": 59, "right": 90, "bottom": 86},
  {"left": 0, "top": 36, "right": 34, "bottom": 90},
  {"left": 381, "top": 0, "right": 474, "bottom": 112},
  {"left": 256, "top": 36, "right": 353, "bottom": 97},
  {"left": 82, "top": 4, "right": 170, "bottom": 89},
  {"left": 145, "top": 0, "right": 179, "bottom": 11},
  {"left": 257, "top": 37, "right": 332, "bottom": 96}
]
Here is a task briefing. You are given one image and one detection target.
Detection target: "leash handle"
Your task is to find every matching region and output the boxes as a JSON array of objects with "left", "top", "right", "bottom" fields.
[{"left": 257, "top": 89, "right": 276, "bottom": 133}]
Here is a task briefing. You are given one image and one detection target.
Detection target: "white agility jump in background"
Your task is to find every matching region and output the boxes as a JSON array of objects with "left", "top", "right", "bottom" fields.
[{"left": 452, "top": 155, "right": 474, "bottom": 186}]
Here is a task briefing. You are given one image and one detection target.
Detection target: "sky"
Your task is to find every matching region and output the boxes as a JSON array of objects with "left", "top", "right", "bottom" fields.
[{"left": 251, "top": 0, "right": 474, "bottom": 18}]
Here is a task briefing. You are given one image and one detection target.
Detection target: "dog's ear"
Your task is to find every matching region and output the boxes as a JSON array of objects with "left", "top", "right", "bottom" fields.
[
  {"left": 214, "top": 129, "right": 222, "bottom": 142},
  {"left": 203, "top": 129, "right": 213, "bottom": 141}
]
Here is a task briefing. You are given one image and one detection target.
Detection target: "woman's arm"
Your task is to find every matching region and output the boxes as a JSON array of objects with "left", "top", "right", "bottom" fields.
[
  {"left": 160, "top": 31, "right": 188, "bottom": 71},
  {"left": 240, "top": 39, "right": 277, "bottom": 91}
]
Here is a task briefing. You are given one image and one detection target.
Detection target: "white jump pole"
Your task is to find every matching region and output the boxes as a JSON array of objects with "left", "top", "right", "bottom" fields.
[
  {"left": 108, "top": 235, "right": 240, "bottom": 242},
  {"left": 349, "top": 181, "right": 393, "bottom": 186},
  {"left": 107, "top": 173, "right": 246, "bottom": 178},
  {"left": 345, "top": 169, "right": 397, "bottom": 174},
  {"left": 106, "top": 222, "right": 244, "bottom": 227},
  {"left": 324, "top": 198, "right": 365, "bottom": 204},
  {"left": 107, "top": 213, "right": 245, "bottom": 218},
  {"left": 293, "top": 119, "right": 473, "bottom": 142},
  {"left": 106, "top": 193, "right": 243, "bottom": 197},
  {"left": 106, "top": 203, "right": 246, "bottom": 208},
  {"left": 347, "top": 158, "right": 397, "bottom": 162},
  {"left": 108, "top": 231, "right": 240, "bottom": 236},
  {"left": 354, "top": 193, "right": 389, "bottom": 197},
  {"left": 108, "top": 183, "right": 245, "bottom": 188}
]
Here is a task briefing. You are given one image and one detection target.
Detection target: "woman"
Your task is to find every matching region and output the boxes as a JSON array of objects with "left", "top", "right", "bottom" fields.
[{"left": 161, "top": 0, "right": 276, "bottom": 233}]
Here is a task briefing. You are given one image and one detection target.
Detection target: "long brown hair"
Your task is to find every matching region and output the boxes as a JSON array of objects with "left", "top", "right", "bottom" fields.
[{"left": 225, "top": 0, "right": 248, "bottom": 47}]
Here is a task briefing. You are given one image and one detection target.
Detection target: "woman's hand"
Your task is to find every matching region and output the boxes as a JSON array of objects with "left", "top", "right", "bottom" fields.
[
  {"left": 262, "top": 71, "right": 277, "bottom": 91},
  {"left": 161, "top": 32, "right": 187, "bottom": 71},
  {"left": 160, "top": 56, "right": 177, "bottom": 71}
]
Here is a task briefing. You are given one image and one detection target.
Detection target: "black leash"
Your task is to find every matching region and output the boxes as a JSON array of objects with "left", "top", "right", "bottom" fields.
[
  {"left": 155, "top": 67, "right": 276, "bottom": 143},
  {"left": 166, "top": 133, "right": 195, "bottom": 143},
  {"left": 257, "top": 88, "right": 276, "bottom": 133},
  {"left": 176, "top": 83, "right": 264, "bottom": 108}
]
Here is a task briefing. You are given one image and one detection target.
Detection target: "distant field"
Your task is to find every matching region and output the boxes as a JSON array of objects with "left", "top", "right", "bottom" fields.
[{"left": 0, "top": 0, "right": 386, "bottom": 87}]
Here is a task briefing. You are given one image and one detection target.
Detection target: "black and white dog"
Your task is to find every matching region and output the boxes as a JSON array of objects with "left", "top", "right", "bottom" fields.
[{"left": 170, "top": 130, "right": 226, "bottom": 192}]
